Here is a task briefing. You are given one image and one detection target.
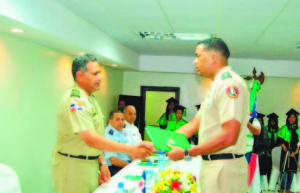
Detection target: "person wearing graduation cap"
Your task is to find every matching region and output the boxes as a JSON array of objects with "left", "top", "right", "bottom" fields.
[
  {"left": 262, "top": 112, "right": 280, "bottom": 182},
  {"left": 257, "top": 113, "right": 265, "bottom": 128},
  {"left": 255, "top": 113, "right": 270, "bottom": 182},
  {"left": 166, "top": 105, "right": 188, "bottom": 132},
  {"left": 266, "top": 113, "right": 280, "bottom": 148},
  {"left": 277, "top": 108, "right": 300, "bottom": 193},
  {"left": 157, "top": 97, "right": 178, "bottom": 129}
]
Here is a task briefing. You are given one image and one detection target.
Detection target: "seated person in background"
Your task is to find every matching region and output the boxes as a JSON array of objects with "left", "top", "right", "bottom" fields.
[
  {"left": 104, "top": 110, "right": 132, "bottom": 176},
  {"left": 157, "top": 97, "right": 178, "bottom": 129},
  {"left": 166, "top": 105, "right": 188, "bottom": 132},
  {"left": 123, "top": 105, "right": 142, "bottom": 144},
  {"left": 118, "top": 100, "right": 126, "bottom": 112}
]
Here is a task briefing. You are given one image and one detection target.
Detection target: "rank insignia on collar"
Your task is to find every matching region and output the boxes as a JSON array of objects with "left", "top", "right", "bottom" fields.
[
  {"left": 70, "top": 89, "right": 80, "bottom": 98},
  {"left": 226, "top": 86, "right": 239, "bottom": 98},
  {"left": 222, "top": 72, "right": 232, "bottom": 80},
  {"left": 109, "top": 129, "right": 114, "bottom": 135}
]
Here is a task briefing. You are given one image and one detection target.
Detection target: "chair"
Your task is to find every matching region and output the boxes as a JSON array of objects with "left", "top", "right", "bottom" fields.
[
  {"left": 290, "top": 152, "right": 300, "bottom": 192},
  {"left": 269, "top": 146, "right": 282, "bottom": 191},
  {"left": 260, "top": 175, "right": 268, "bottom": 191},
  {"left": 269, "top": 146, "right": 300, "bottom": 192}
]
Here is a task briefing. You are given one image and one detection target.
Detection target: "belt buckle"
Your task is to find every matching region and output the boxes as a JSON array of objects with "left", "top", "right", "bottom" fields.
[
  {"left": 232, "top": 153, "right": 236, "bottom": 159},
  {"left": 208, "top": 154, "right": 211, "bottom": 161}
]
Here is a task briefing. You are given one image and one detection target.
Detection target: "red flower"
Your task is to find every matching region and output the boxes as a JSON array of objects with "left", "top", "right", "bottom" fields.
[{"left": 170, "top": 181, "right": 181, "bottom": 190}]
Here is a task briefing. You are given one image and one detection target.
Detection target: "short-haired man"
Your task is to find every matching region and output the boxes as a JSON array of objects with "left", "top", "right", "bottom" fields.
[
  {"left": 104, "top": 110, "right": 133, "bottom": 176},
  {"left": 123, "top": 105, "right": 142, "bottom": 144},
  {"left": 168, "top": 38, "right": 249, "bottom": 193},
  {"left": 52, "top": 54, "right": 154, "bottom": 193}
]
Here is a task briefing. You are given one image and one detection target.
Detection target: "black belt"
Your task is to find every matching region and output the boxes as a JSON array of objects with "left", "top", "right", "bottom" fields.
[
  {"left": 58, "top": 152, "right": 99, "bottom": 160},
  {"left": 202, "top": 153, "right": 244, "bottom": 161}
]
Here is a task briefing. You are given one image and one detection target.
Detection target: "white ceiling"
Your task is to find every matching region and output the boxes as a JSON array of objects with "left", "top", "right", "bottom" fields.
[
  {"left": 55, "top": 0, "right": 300, "bottom": 60},
  {"left": 0, "top": 0, "right": 299, "bottom": 63}
]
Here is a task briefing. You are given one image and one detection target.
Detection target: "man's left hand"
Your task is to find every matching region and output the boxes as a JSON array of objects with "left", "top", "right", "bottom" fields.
[
  {"left": 167, "top": 143, "right": 185, "bottom": 161},
  {"left": 98, "top": 165, "right": 111, "bottom": 185}
]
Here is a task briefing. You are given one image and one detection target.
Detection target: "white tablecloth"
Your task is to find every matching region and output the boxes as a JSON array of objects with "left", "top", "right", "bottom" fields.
[{"left": 93, "top": 156, "right": 202, "bottom": 193}]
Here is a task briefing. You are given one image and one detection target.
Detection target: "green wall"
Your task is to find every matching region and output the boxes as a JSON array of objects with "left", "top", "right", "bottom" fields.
[
  {"left": 123, "top": 71, "right": 300, "bottom": 125},
  {"left": 0, "top": 33, "right": 123, "bottom": 193}
]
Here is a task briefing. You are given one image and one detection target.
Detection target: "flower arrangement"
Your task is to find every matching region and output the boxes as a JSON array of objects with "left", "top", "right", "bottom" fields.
[{"left": 152, "top": 169, "right": 197, "bottom": 193}]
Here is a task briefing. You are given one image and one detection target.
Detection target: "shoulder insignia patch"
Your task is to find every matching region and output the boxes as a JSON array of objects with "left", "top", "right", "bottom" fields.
[
  {"left": 70, "top": 102, "right": 84, "bottom": 112},
  {"left": 222, "top": 72, "right": 232, "bottom": 81},
  {"left": 226, "top": 86, "right": 239, "bottom": 98},
  {"left": 70, "top": 89, "right": 80, "bottom": 98},
  {"left": 109, "top": 129, "right": 114, "bottom": 135}
]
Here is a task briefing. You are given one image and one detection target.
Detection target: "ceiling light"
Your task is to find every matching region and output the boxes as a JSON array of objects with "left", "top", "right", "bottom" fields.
[
  {"left": 78, "top": 52, "right": 85, "bottom": 55},
  {"left": 136, "top": 32, "right": 214, "bottom": 40},
  {"left": 111, "top": 64, "right": 118, "bottom": 67},
  {"left": 11, "top": 28, "right": 24, "bottom": 33},
  {"left": 174, "top": 33, "right": 214, "bottom": 40}
]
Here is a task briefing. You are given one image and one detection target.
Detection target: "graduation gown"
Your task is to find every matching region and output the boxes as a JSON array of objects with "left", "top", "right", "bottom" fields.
[
  {"left": 266, "top": 125, "right": 280, "bottom": 149},
  {"left": 157, "top": 112, "right": 176, "bottom": 127},
  {"left": 165, "top": 118, "right": 188, "bottom": 132},
  {"left": 259, "top": 126, "right": 279, "bottom": 177},
  {"left": 277, "top": 125, "right": 300, "bottom": 173}
]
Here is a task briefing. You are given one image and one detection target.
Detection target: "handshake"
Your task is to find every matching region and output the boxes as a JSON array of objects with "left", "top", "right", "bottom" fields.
[{"left": 131, "top": 141, "right": 156, "bottom": 160}]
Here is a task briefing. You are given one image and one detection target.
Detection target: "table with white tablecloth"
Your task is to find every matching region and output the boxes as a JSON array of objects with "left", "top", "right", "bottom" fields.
[{"left": 93, "top": 155, "right": 202, "bottom": 193}]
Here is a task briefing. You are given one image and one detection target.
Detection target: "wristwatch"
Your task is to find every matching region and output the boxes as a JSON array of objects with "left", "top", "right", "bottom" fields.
[
  {"left": 100, "top": 161, "right": 107, "bottom": 166},
  {"left": 184, "top": 149, "right": 192, "bottom": 161}
]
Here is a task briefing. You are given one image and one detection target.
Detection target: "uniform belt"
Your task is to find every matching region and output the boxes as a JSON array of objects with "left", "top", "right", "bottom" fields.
[
  {"left": 57, "top": 152, "right": 99, "bottom": 160},
  {"left": 202, "top": 153, "right": 244, "bottom": 161}
]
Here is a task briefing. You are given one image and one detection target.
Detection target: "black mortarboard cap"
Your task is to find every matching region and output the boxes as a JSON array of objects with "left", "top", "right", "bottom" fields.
[
  {"left": 174, "top": 105, "right": 186, "bottom": 112},
  {"left": 174, "top": 105, "right": 187, "bottom": 117},
  {"left": 195, "top": 104, "right": 201, "bottom": 110},
  {"left": 267, "top": 113, "right": 279, "bottom": 119},
  {"left": 257, "top": 113, "right": 265, "bottom": 119},
  {"left": 286, "top": 108, "right": 300, "bottom": 116},
  {"left": 166, "top": 97, "right": 179, "bottom": 104}
]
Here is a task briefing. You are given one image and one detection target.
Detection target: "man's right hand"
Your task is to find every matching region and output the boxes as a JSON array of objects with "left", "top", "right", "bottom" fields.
[{"left": 131, "top": 142, "right": 155, "bottom": 159}]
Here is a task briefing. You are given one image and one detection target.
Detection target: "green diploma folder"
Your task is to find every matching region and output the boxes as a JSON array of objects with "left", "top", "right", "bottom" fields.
[{"left": 145, "top": 125, "right": 191, "bottom": 152}]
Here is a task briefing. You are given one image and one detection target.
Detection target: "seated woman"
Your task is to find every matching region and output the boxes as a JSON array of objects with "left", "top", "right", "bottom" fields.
[
  {"left": 157, "top": 97, "right": 178, "bottom": 129},
  {"left": 166, "top": 105, "right": 188, "bottom": 132}
]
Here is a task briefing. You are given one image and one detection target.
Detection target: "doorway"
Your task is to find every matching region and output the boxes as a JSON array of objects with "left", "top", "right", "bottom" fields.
[{"left": 140, "top": 86, "right": 180, "bottom": 140}]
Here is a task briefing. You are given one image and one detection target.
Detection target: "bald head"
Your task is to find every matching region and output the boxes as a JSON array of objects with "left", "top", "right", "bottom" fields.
[{"left": 123, "top": 105, "right": 136, "bottom": 124}]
